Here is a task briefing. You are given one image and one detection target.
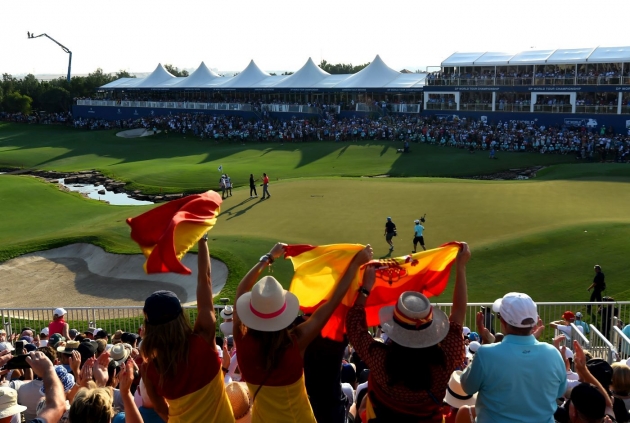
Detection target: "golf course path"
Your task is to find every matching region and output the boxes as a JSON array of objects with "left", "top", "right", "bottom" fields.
[{"left": 0, "top": 244, "right": 227, "bottom": 307}]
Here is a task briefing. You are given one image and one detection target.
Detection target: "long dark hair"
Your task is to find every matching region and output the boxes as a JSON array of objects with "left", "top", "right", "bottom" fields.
[
  {"left": 246, "top": 327, "right": 293, "bottom": 372},
  {"left": 384, "top": 341, "right": 446, "bottom": 391}
]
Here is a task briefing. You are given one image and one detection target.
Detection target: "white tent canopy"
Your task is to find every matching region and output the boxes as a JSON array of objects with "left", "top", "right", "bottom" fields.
[
  {"left": 173, "top": 62, "right": 220, "bottom": 88},
  {"left": 508, "top": 49, "right": 555, "bottom": 64},
  {"left": 587, "top": 46, "right": 630, "bottom": 63},
  {"left": 473, "top": 52, "right": 515, "bottom": 66},
  {"left": 546, "top": 48, "right": 596, "bottom": 64},
  {"left": 274, "top": 58, "right": 330, "bottom": 88},
  {"left": 441, "top": 52, "right": 485, "bottom": 67},
  {"left": 134, "top": 64, "right": 176, "bottom": 88},
  {"left": 219, "top": 60, "right": 269, "bottom": 88},
  {"left": 337, "top": 55, "right": 400, "bottom": 88}
]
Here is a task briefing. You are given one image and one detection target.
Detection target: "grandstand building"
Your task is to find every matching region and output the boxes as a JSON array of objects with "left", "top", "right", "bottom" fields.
[{"left": 74, "top": 46, "right": 630, "bottom": 131}]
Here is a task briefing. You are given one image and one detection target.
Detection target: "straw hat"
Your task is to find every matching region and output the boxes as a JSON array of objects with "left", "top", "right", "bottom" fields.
[
  {"left": 379, "top": 291, "right": 449, "bottom": 348},
  {"left": 109, "top": 344, "right": 130, "bottom": 367},
  {"left": 220, "top": 305, "right": 234, "bottom": 320},
  {"left": 226, "top": 382, "right": 252, "bottom": 423},
  {"left": 443, "top": 371, "right": 477, "bottom": 409},
  {"left": 235, "top": 276, "right": 299, "bottom": 332}
]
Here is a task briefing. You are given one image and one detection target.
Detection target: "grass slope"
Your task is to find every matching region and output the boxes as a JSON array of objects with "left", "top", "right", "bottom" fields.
[
  {"left": 0, "top": 123, "right": 586, "bottom": 194},
  {"left": 1, "top": 175, "right": 629, "bottom": 303}
]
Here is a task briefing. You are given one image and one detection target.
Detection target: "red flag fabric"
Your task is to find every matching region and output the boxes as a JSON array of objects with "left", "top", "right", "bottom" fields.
[
  {"left": 126, "top": 191, "right": 222, "bottom": 274},
  {"left": 286, "top": 242, "right": 461, "bottom": 341}
]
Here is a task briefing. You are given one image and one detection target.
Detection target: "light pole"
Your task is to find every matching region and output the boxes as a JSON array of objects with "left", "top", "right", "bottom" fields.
[{"left": 27, "top": 31, "right": 72, "bottom": 83}]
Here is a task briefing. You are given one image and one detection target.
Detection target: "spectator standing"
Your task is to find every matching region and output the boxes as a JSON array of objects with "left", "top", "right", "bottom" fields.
[
  {"left": 412, "top": 219, "right": 426, "bottom": 252},
  {"left": 384, "top": 217, "right": 397, "bottom": 251},
  {"left": 249, "top": 174, "right": 258, "bottom": 198},
  {"left": 220, "top": 306, "right": 234, "bottom": 337},
  {"left": 461, "top": 292, "right": 567, "bottom": 423},
  {"left": 219, "top": 175, "right": 227, "bottom": 200},
  {"left": 346, "top": 243, "right": 470, "bottom": 422},
  {"left": 38, "top": 328, "right": 49, "bottom": 348},
  {"left": 233, "top": 243, "right": 372, "bottom": 423},
  {"left": 141, "top": 236, "right": 234, "bottom": 423},
  {"left": 261, "top": 173, "right": 270, "bottom": 199},
  {"left": 48, "top": 308, "right": 70, "bottom": 341},
  {"left": 550, "top": 311, "right": 583, "bottom": 342},
  {"left": 587, "top": 265, "right": 606, "bottom": 313},
  {"left": 574, "top": 312, "right": 590, "bottom": 335}
]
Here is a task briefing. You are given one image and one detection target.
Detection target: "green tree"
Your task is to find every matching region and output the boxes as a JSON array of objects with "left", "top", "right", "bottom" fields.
[
  {"left": 282, "top": 71, "right": 294, "bottom": 75},
  {"left": 39, "top": 86, "right": 71, "bottom": 112},
  {"left": 163, "top": 64, "right": 189, "bottom": 77},
  {"left": 3, "top": 92, "right": 32, "bottom": 114},
  {"left": 319, "top": 60, "right": 370, "bottom": 74},
  {"left": 115, "top": 70, "right": 136, "bottom": 79}
]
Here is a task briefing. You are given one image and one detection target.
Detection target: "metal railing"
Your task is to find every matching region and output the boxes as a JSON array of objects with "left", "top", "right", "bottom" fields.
[
  {"left": 425, "top": 102, "right": 457, "bottom": 110},
  {"left": 460, "top": 103, "right": 493, "bottom": 111},
  {"left": 533, "top": 104, "right": 573, "bottom": 113},
  {"left": 612, "top": 325, "right": 630, "bottom": 360},
  {"left": 426, "top": 75, "right": 630, "bottom": 86},
  {"left": 75, "top": 100, "right": 254, "bottom": 112},
  {"left": 261, "top": 104, "right": 323, "bottom": 114},
  {"left": 496, "top": 103, "right": 531, "bottom": 112},
  {"left": 575, "top": 105, "right": 619, "bottom": 114},
  {"left": 389, "top": 104, "right": 421, "bottom": 113},
  {"left": 589, "top": 324, "right": 616, "bottom": 363}
]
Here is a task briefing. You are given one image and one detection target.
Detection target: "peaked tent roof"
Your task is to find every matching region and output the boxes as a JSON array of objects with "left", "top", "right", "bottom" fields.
[
  {"left": 546, "top": 48, "right": 596, "bottom": 64},
  {"left": 442, "top": 52, "right": 485, "bottom": 67},
  {"left": 100, "top": 78, "right": 135, "bottom": 89},
  {"left": 384, "top": 73, "right": 427, "bottom": 88},
  {"left": 173, "top": 62, "right": 220, "bottom": 88},
  {"left": 587, "top": 46, "right": 630, "bottom": 63},
  {"left": 219, "top": 60, "right": 270, "bottom": 88},
  {"left": 507, "top": 49, "right": 555, "bottom": 64},
  {"left": 134, "top": 63, "right": 176, "bottom": 88},
  {"left": 274, "top": 58, "right": 330, "bottom": 88},
  {"left": 337, "top": 55, "right": 401, "bottom": 88},
  {"left": 473, "top": 52, "right": 516, "bottom": 66}
]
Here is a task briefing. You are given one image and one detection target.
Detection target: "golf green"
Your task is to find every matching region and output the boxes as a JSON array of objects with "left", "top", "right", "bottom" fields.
[{"left": 1, "top": 173, "right": 629, "bottom": 303}]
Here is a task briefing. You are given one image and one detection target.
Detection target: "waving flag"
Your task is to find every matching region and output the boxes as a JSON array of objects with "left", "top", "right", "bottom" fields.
[
  {"left": 127, "top": 191, "right": 222, "bottom": 274},
  {"left": 285, "top": 242, "right": 461, "bottom": 341}
]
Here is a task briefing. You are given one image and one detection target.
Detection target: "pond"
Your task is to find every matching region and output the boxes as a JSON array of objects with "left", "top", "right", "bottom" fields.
[{"left": 58, "top": 179, "right": 153, "bottom": 206}]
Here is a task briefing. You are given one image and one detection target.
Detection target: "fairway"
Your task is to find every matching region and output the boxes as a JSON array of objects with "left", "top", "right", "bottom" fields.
[
  {"left": 0, "top": 123, "right": 585, "bottom": 194},
  {"left": 1, "top": 172, "right": 629, "bottom": 304}
]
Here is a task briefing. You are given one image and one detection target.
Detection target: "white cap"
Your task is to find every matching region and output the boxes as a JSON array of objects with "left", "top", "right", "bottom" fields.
[
  {"left": 564, "top": 349, "right": 574, "bottom": 360},
  {"left": 40, "top": 328, "right": 49, "bottom": 336},
  {"left": 93, "top": 328, "right": 103, "bottom": 336},
  {"left": 492, "top": 292, "right": 538, "bottom": 328},
  {"left": 468, "top": 341, "right": 481, "bottom": 353},
  {"left": 414, "top": 219, "right": 420, "bottom": 224},
  {"left": 53, "top": 308, "right": 67, "bottom": 317},
  {"left": 462, "top": 327, "right": 471, "bottom": 336},
  {"left": 0, "top": 342, "right": 14, "bottom": 352}
]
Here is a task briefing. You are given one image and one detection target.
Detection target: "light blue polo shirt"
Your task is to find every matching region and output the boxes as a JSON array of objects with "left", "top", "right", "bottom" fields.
[
  {"left": 460, "top": 334, "right": 566, "bottom": 423},
  {"left": 414, "top": 224, "right": 424, "bottom": 237}
]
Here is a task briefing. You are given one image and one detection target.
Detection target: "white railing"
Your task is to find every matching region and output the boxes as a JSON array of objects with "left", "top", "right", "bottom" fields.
[
  {"left": 3, "top": 301, "right": 627, "bottom": 352},
  {"left": 75, "top": 100, "right": 253, "bottom": 112},
  {"left": 355, "top": 103, "right": 381, "bottom": 113},
  {"left": 389, "top": 104, "right": 421, "bottom": 113},
  {"left": 261, "top": 104, "right": 322, "bottom": 114},
  {"left": 589, "top": 324, "right": 616, "bottom": 363}
]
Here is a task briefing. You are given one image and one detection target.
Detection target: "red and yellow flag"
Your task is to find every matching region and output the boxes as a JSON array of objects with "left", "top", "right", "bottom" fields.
[
  {"left": 127, "top": 191, "right": 222, "bottom": 274},
  {"left": 285, "top": 242, "right": 461, "bottom": 341}
]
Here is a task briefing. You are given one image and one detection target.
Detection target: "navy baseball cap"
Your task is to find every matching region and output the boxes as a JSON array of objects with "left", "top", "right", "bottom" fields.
[
  {"left": 387, "top": 217, "right": 392, "bottom": 221},
  {"left": 144, "top": 291, "right": 182, "bottom": 325}
]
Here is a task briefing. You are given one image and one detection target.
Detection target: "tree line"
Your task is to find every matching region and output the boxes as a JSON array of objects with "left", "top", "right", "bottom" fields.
[{"left": 0, "top": 61, "right": 370, "bottom": 115}]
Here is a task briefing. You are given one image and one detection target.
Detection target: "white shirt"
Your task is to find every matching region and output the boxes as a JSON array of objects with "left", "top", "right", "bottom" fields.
[
  {"left": 220, "top": 321, "right": 233, "bottom": 337},
  {"left": 10, "top": 379, "right": 44, "bottom": 422},
  {"left": 39, "top": 340, "right": 48, "bottom": 347}
]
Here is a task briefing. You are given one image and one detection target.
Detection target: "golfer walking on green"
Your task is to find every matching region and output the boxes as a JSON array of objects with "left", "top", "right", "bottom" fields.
[
  {"left": 262, "top": 173, "right": 271, "bottom": 199},
  {"left": 384, "top": 217, "right": 396, "bottom": 251}
]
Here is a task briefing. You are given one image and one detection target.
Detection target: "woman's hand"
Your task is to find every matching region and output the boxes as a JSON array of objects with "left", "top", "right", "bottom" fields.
[
  {"left": 457, "top": 242, "right": 471, "bottom": 266},
  {"left": 361, "top": 265, "right": 377, "bottom": 292},
  {"left": 354, "top": 245, "right": 373, "bottom": 266},
  {"left": 118, "top": 360, "right": 134, "bottom": 394},
  {"left": 268, "top": 243, "right": 287, "bottom": 260}
]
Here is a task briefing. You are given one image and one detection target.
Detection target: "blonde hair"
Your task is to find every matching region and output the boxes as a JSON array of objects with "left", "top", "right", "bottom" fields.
[
  {"left": 140, "top": 312, "right": 193, "bottom": 385},
  {"left": 68, "top": 383, "right": 114, "bottom": 423},
  {"left": 612, "top": 363, "right": 630, "bottom": 395}
]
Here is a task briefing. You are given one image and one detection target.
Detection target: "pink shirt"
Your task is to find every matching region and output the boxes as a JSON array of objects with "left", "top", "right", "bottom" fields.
[{"left": 48, "top": 320, "right": 66, "bottom": 337}]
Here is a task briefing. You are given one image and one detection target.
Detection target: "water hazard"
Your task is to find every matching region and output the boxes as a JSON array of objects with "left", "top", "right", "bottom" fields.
[{"left": 58, "top": 178, "right": 153, "bottom": 206}]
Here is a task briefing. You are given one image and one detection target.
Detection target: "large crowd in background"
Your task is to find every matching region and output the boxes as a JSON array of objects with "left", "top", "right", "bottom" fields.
[
  {"left": 1, "top": 242, "right": 630, "bottom": 422},
  {"left": 2, "top": 109, "right": 629, "bottom": 162}
]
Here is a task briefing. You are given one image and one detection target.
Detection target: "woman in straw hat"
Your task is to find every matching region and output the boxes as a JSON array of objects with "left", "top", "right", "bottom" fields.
[
  {"left": 140, "top": 236, "right": 234, "bottom": 423},
  {"left": 346, "top": 242, "right": 470, "bottom": 422},
  {"left": 443, "top": 370, "right": 477, "bottom": 423},
  {"left": 233, "top": 242, "right": 373, "bottom": 423}
]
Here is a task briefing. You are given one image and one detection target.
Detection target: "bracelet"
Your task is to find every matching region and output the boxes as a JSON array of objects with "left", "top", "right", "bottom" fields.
[
  {"left": 359, "top": 287, "right": 371, "bottom": 298},
  {"left": 259, "top": 253, "right": 274, "bottom": 265},
  {"left": 202, "top": 233, "right": 208, "bottom": 241},
  {"left": 222, "top": 367, "right": 229, "bottom": 373}
]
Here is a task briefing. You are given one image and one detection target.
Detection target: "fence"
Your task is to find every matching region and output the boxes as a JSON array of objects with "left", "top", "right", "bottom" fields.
[
  {"left": 261, "top": 104, "right": 322, "bottom": 114},
  {"left": 75, "top": 100, "right": 253, "bottom": 112},
  {"left": 3, "top": 301, "right": 628, "bottom": 358},
  {"left": 389, "top": 104, "right": 421, "bottom": 114}
]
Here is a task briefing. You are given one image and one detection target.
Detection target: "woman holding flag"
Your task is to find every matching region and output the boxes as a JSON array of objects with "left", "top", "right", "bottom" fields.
[
  {"left": 346, "top": 242, "right": 470, "bottom": 422},
  {"left": 233, "top": 242, "right": 373, "bottom": 423}
]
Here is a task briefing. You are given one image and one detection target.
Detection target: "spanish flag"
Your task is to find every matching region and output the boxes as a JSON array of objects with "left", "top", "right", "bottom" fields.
[
  {"left": 285, "top": 242, "right": 461, "bottom": 341},
  {"left": 127, "top": 191, "right": 222, "bottom": 274}
]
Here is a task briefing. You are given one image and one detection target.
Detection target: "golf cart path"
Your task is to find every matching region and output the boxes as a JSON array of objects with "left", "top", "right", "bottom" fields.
[{"left": 0, "top": 244, "right": 227, "bottom": 307}]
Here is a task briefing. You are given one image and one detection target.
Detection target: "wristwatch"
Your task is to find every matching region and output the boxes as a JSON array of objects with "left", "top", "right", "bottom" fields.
[
  {"left": 359, "top": 287, "right": 371, "bottom": 298},
  {"left": 202, "top": 233, "right": 208, "bottom": 241},
  {"left": 259, "top": 253, "right": 274, "bottom": 264}
]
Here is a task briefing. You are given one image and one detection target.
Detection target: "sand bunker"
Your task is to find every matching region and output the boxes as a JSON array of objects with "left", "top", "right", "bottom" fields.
[
  {"left": 0, "top": 244, "right": 227, "bottom": 307},
  {"left": 116, "top": 128, "right": 162, "bottom": 138}
]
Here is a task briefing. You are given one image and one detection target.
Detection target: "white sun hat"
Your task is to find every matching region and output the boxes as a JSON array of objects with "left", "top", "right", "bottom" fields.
[
  {"left": 236, "top": 276, "right": 299, "bottom": 332},
  {"left": 379, "top": 291, "right": 449, "bottom": 348},
  {"left": 220, "top": 305, "right": 234, "bottom": 320},
  {"left": 0, "top": 387, "right": 27, "bottom": 419},
  {"left": 443, "top": 370, "right": 477, "bottom": 409}
]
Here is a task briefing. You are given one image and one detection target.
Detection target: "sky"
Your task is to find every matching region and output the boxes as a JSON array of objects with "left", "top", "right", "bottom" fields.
[{"left": 2, "top": 0, "right": 629, "bottom": 77}]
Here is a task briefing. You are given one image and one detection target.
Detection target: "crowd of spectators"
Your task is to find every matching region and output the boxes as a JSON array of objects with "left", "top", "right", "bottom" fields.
[{"left": 2, "top": 241, "right": 630, "bottom": 422}]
